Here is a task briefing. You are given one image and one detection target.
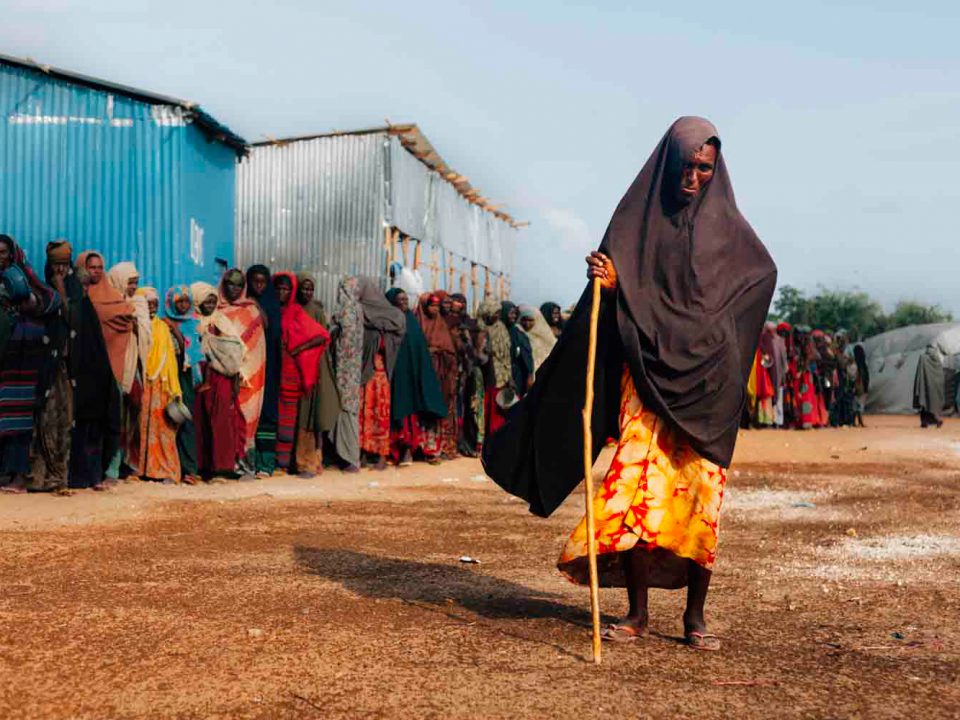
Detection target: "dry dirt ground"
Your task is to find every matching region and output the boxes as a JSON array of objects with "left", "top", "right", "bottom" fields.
[{"left": 1, "top": 416, "right": 959, "bottom": 719}]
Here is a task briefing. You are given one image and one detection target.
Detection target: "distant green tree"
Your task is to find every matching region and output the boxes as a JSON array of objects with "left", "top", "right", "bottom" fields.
[
  {"left": 884, "top": 301, "right": 953, "bottom": 329},
  {"left": 772, "top": 285, "right": 884, "bottom": 339},
  {"left": 770, "top": 287, "right": 951, "bottom": 339}
]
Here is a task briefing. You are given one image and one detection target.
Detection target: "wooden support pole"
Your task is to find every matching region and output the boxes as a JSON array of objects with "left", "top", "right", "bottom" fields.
[
  {"left": 383, "top": 226, "right": 393, "bottom": 277},
  {"left": 471, "top": 263, "right": 479, "bottom": 314},
  {"left": 413, "top": 240, "right": 422, "bottom": 270},
  {"left": 447, "top": 251, "right": 455, "bottom": 291}
]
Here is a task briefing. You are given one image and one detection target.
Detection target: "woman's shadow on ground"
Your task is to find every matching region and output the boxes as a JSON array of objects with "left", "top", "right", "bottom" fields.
[{"left": 293, "top": 545, "right": 617, "bottom": 656}]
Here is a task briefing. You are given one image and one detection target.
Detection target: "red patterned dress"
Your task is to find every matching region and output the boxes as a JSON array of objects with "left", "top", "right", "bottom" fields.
[{"left": 359, "top": 350, "right": 391, "bottom": 457}]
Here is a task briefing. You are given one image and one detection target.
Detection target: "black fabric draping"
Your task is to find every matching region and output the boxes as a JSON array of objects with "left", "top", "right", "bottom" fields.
[
  {"left": 483, "top": 117, "right": 776, "bottom": 517},
  {"left": 385, "top": 288, "right": 447, "bottom": 423}
]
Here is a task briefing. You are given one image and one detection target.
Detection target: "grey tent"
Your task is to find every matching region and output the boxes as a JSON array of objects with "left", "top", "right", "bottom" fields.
[{"left": 861, "top": 323, "right": 960, "bottom": 414}]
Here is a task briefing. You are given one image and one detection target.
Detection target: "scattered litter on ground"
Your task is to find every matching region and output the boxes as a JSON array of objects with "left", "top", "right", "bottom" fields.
[
  {"left": 367, "top": 481, "right": 380, "bottom": 489},
  {"left": 440, "top": 477, "right": 460, "bottom": 483},
  {"left": 459, "top": 556, "right": 481, "bottom": 564}
]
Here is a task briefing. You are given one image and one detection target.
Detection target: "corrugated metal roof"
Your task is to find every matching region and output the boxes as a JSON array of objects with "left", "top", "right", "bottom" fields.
[
  {"left": 0, "top": 52, "right": 247, "bottom": 154},
  {"left": 253, "top": 124, "right": 524, "bottom": 228}
]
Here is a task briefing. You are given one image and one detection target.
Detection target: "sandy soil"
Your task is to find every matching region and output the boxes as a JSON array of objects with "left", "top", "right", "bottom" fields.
[{"left": 1, "top": 416, "right": 958, "bottom": 719}]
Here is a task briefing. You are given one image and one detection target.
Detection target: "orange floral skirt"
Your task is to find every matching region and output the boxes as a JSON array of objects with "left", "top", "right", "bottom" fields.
[{"left": 558, "top": 367, "right": 726, "bottom": 589}]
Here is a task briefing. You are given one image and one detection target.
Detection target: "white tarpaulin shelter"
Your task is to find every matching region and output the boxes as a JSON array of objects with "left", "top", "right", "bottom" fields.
[{"left": 861, "top": 323, "right": 960, "bottom": 414}]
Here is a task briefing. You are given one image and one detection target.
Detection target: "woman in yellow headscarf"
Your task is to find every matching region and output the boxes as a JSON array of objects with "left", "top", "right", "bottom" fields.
[{"left": 132, "top": 287, "right": 183, "bottom": 483}]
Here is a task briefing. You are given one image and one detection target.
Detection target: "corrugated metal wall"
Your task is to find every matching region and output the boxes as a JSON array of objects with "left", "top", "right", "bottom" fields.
[
  {"left": 235, "top": 131, "right": 518, "bottom": 311},
  {"left": 387, "top": 135, "right": 515, "bottom": 307},
  {"left": 0, "top": 61, "right": 236, "bottom": 293},
  {"left": 235, "top": 134, "right": 386, "bottom": 310}
]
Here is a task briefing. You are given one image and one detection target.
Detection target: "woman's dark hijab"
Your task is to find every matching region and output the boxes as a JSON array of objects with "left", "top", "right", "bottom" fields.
[
  {"left": 358, "top": 277, "right": 406, "bottom": 383},
  {"left": 483, "top": 116, "right": 777, "bottom": 517},
  {"left": 246, "top": 264, "right": 282, "bottom": 423},
  {"left": 385, "top": 287, "right": 447, "bottom": 423},
  {"left": 540, "top": 302, "right": 563, "bottom": 329}
]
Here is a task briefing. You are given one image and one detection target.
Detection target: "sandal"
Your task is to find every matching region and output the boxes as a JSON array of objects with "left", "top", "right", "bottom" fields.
[
  {"left": 600, "top": 624, "right": 646, "bottom": 643},
  {"left": 685, "top": 632, "right": 721, "bottom": 651}
]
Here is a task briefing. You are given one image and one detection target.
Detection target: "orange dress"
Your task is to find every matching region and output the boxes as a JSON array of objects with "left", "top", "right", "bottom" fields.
[{"left": 558, "top": 367, "right": 726, "bottom": 588}]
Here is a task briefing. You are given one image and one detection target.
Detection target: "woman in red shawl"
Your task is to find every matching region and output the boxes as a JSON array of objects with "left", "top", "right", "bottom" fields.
[
  {"left": 272, "top": 273, "right": 330, "bottom": 475},
  {"left": 417, "top": 293, "right": 461, "bottom": 460}
]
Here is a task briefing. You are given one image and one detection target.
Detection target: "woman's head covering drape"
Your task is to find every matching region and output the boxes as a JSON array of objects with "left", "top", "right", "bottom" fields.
[
  {"left": 385, "top": 287, "right": 447, "bottom": 423},
  {"left": 483, "top": 116, "right": 776, "bottom": 517}
]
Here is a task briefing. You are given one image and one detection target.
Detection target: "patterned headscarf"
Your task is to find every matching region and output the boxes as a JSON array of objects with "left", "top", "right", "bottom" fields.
[
  {"left": 479, "top": 296, "right": 512, "bottom": 388},
  {"left": 164, "top": 284, "right": 204, "bottom": 386},
  {"left": 332, "top": 276, "right": 363, "bottom": 414}
]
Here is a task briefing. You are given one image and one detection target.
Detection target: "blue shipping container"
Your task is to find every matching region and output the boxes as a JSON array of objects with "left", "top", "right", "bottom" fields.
[{"left": 0, "top": 54, "right": 245, "bottom": 293}]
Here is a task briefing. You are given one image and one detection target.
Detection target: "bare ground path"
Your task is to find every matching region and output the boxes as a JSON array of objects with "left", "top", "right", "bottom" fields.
[{"left": 1, "top": 416, "right": 958, "bottom": 718}]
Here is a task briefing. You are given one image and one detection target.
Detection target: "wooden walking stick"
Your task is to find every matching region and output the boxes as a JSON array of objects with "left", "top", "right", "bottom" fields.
[{"left": 582, "top": 276, "right": 603, "bottom": 664}]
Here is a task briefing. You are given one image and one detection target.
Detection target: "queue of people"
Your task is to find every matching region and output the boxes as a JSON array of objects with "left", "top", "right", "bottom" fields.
[
  {"left": 746, "top": 322, "right": 870, "bottom": 429},
  {"left": 0, "top": 234, "right": 566, "bottom": 493}
]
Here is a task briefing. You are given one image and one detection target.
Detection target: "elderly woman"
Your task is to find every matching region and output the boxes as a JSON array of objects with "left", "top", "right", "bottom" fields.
[
  {"left": 385, "top": 288, "right": 445, "bottom": 465},
  {"left": 518, "top": 303, "right": 556, "bottom": 374},
  {"left": 484, "top": 118, "right": 776, "bottom": 650},
  {"left": 540, "top": 302, "right": 564, "bottom": 339},
  {"left": 477, "top": 297, "right": 512, "bottom": 437},
  {"left": 417, "top": 293, "right": 460, "bottom": 460},
  {"left": 0, "top": 236, "right": 60, "bottom": 493},
  {"left": 357, "top": 280, "right": 405, "bottom": 469},
  {"left": 164, "top": 285, "right": 205, "bottom": 484},
  {"left": 30, "top": 240, "right": 81, "bottom": 492},
  {"left": 69, "top": 251, "right": 125, "bottom": 490},
  {"left": 129, "top": 287, "right": 183, "bottom": 483},
  {"left": 193, "top": 274, "right": 247, "bottom": 479},
  {"left": 106, "top": 261, "right": 151, "bottom": 480},
  {"left": 272, "top": 272, "right": 330, "bottom": 474},
  {"left": 293, "top": 272, "right": 341, "bottom": 476},
  {"left": 219, "top": 268, "right": 267, "bottom": 473},
  {"left": 246, "top": 265, "right": 282, "bottom": 475},
  {"left": 330, "top": 277, "right": 364, "bottom": 472}
]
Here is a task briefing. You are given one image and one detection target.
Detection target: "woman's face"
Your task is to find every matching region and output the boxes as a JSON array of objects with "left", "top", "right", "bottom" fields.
[
  {"left": 425, "top": 299, "right": 440, "bottom": 318},
  {"left": 440, "top": 296, "right": 452, "bottom": 315},
  {"left": 274, "top": 278, "right": 292, "bottom": 305},
  {"left": 391, "top": 291, "right": 409, "bottom": 312},
  {"left": 676, "top": 142, "right": 718, "bottom": 205},
  {"left": 249, "top": 272, "right": 268, "bottom": 298},
  {"left": 520, "top": 316, "right": 535, "bottom": 332},
  {"left": 298, "top": 279, "right": 315, "bottom": 305},
  {"left": 224, "top": 278, "right": 244, "bottom": 303},
  {"left": 505, "top": 307, "right": 519, "bottom": 327},
  {"left": 174, "top": 296, "right": 192, "bottom": 316},
  {"left": 0, "top": 241, "right": 12, "bottom": 271},
  {"left": 85, "top": 256, "right": 104, "bottom": 285},
  {"left": 550, "top": 307, "right": 561, "bottom": 325},
  {"left": 126, "top": 276, "right": 139, "bottom": 297},
  {"left": 200, "top": 295, "right": 218, "bottom": 316},
  {"left": 450, "top": 298, "right": 465, "bottom": 317},
  {"left": 147, "top": 298, "right": 159, "bottom": 318}
]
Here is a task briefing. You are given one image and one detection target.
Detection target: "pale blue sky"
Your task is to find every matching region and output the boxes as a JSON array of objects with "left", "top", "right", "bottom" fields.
[{"left": 3, "top": 1, "right": 958, "bottom": 312}]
